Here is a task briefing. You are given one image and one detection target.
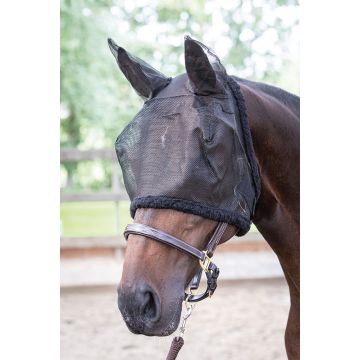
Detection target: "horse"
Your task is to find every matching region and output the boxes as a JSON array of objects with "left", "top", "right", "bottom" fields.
[{"left": 108, "top": 36, "right": 299, "bottom": 359}]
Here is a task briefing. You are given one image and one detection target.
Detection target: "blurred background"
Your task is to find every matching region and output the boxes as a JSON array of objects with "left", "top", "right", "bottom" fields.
[{"left": 60, "top": 0, "right": 298, "bottom": 359}]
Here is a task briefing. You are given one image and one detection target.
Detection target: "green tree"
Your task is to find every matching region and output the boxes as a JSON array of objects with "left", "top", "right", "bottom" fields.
[{"left": 61, "top": 0, "right": 299, "bottom": 190}]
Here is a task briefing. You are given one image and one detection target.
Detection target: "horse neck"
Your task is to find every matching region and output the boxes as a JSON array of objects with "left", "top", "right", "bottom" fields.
[{"left": 238, "top": 81, "right": 300, "bottom": 229}]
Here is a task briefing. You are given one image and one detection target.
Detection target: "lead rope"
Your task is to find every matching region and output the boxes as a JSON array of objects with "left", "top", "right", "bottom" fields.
[
  {"left": 164, "top": 223, "right": 227, "bottom": 359},
  {"left": 165, "top": 297, "right": 195, "bottom": 360}
]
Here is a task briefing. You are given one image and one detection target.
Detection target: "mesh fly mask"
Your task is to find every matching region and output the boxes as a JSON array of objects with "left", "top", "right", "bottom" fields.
[{"left": 109, "top": 36, "right": 261, "bottom": 302}]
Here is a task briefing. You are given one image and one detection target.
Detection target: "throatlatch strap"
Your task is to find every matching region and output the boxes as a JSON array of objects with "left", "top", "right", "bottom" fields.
[{"left": 206, "top": 222, "right": 227, "bottom": 256}]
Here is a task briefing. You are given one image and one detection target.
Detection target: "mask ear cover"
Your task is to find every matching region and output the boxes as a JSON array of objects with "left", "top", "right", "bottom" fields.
[
  {"left": 184, "top": 35, "right": 227, "bottom": 96},
  {"left": 108, "top": 38, "right": 171, "bottom": 100}
]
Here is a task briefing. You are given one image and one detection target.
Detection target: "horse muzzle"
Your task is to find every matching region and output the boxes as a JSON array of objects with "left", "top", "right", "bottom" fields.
[{"left": 117, "top": 283, "right": 182, "bottom": 336}]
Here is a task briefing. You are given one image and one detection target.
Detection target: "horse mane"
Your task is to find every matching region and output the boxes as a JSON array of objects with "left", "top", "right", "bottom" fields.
[{"left": 232, "top": 76, "right": 300, "bottom": 118}]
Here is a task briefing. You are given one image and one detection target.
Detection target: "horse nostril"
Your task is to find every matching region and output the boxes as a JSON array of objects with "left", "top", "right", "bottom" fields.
[
  {"left": 117, "top": 285, "right": 161, "bottom": 327},
  {"left": 140, "top": 288, "right": 160, "bottom": 323},
  {"left": 142, "top": 291, "right": 156, "bottom": 319}
]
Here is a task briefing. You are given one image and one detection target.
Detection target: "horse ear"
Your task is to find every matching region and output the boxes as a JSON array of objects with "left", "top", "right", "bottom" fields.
[
  {"left": 184, "top": 36, "right": 226, "bottom": 95},
  {"left": 108, "top": 38, "right": 171, "bottom": 100}
]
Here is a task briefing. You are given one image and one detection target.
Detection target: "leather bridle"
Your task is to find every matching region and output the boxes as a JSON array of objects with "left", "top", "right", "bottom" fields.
[{"left": 124, "top": 222, "right": 227, "bottom": 302}]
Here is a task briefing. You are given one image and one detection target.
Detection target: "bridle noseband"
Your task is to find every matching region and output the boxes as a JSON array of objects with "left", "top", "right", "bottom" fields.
[{"left": 124, "top": 222, "right": 227, "bottom": 302}]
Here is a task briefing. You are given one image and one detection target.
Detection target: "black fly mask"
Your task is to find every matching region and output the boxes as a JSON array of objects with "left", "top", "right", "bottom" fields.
[{"left": 108, "top": 36, "right": 260, "bottom": 236}]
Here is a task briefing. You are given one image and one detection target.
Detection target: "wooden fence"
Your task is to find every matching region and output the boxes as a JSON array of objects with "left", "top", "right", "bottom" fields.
[{"left": 60, "top": 148, "right": 269, "bottom": 255}]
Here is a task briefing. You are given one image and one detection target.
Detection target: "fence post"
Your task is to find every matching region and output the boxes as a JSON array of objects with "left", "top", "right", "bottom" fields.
[
  {"left": 115, "top": 200, "right": 120, "bottom": 236},
  {"left": 112, "top": 159, "right": 121, "bottom": 236}
]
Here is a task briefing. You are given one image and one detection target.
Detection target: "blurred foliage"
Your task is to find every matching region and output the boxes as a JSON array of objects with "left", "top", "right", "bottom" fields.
[{"left": 61, "top": 0, "right": 299, "bottom": 190}]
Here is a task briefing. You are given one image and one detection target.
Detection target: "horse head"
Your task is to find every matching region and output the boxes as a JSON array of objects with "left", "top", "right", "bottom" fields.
[{"left": 108, "top": 36, "right": 259, "bottom": 336}]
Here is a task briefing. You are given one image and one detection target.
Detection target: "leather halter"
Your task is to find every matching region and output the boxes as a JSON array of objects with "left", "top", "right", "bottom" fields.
[{"left": 124, "top": 222, "right": 227, "bottom": 302}]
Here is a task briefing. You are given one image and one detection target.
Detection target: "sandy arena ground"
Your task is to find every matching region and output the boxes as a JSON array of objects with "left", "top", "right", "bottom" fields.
[{"left": 61, "top": 278, "right": 289, "bottom": 360}]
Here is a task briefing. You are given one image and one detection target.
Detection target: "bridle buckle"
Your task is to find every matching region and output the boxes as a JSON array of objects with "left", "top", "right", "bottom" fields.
[{"left": 199, "top": 250, "right": 212, "bottom": 273}]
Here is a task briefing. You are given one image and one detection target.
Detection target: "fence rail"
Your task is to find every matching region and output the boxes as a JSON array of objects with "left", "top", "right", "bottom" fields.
[
  {"left": 61, "top": 192, "right": 128, "bottom": 202},
  {"left": 60, "top": 232, "right": 269, "bottom": 252},
  {"left": 61, "top": 148, "right": 125, "bottom": 238},
  {"left": 60, "top": 148, "right": 117, "bottom": 161},
  {"left": 60, "top": 148, "right": 267, "bottom": 254}
]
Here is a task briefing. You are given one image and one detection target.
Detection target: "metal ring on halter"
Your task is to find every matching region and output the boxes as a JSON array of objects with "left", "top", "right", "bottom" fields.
[
  {"left": 199, "top": 251, "right": 212, "bottom": 272},
  {"left": 184, "top": 265, "right": 220, "bottom": 302}
]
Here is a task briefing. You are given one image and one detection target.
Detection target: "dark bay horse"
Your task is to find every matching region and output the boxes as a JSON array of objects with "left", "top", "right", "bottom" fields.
[{"left": 109, "top": 37, "right": 299, "bottom": 359}]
